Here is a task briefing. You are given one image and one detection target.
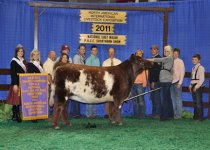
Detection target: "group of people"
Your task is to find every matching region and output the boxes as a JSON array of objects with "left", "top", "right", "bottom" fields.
[{"left": 6, "top": 43, "right": 205, "bottom": 123}]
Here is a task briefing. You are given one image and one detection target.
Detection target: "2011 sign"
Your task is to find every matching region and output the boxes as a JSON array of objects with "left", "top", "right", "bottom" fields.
[{"left": 92, "top": 24, "right": 114, "bottom": 34}]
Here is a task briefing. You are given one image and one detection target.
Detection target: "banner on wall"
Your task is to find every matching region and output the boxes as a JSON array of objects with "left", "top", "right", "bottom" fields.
[
  {"left": 80, "top": 10, "right": 127, "bottom": 24},
  {"left": 80, "top": 10, "right": 127, "bottom": 45},
  {"left": 19, "top": 73, "right": 48, "bottom": 120}
]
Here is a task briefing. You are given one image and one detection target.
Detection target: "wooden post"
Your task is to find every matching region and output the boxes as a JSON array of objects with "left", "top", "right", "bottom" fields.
[
  {"left": 208, "top": 78, "right": 210, "bottom": 119},
  {"left": 34, "top": 6, "right": 38, "bottom": 49},
  {"left": 163, "top": 11, "right": 168, "bottom": 53}
]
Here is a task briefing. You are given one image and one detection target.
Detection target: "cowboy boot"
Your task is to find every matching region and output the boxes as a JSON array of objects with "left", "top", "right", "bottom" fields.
[{"left": 16, "top": 105, "right": 22, "bottom": 123}]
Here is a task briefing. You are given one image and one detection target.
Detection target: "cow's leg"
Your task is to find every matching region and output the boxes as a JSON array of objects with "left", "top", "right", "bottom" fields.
[
  {"left": 53, "top": 100, "right": 62, "bottom": 129},
  {"left": 108, "top": 102, "right": 115, "bottom": 124},
  {"left": 61, "top": 101, "right": 71, "bottom": 126},
  {"left": 114, "top": 100, "right": 123, "bottom": 126}
]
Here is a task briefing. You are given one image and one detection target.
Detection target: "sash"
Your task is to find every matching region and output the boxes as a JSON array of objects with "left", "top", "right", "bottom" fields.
[
  {"left": 11, "top": 57, "right": 26, "bottom": 73},
  {"left": 31, "top": 61, "right": 44, "bottom": 73}
]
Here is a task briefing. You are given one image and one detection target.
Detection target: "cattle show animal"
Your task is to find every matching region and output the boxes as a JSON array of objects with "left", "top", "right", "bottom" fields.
[{"left": 50, "top": 54, "right": 152, "bottom": 129}]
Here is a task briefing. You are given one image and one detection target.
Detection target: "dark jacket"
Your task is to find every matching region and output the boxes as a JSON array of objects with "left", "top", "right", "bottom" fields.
[
  {"left": 27, "top": 62, "right": 43, "bottom": 73},
  {"left": 10, "top": 57, "right": 27, "bottom": 85},
  {"left": 148, "top": 54, "right": 162, "bottom": 83}
]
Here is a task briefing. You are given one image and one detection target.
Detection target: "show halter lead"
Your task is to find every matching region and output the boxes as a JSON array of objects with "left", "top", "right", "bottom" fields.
[{"left": 118, "top": 87, "right": 161, "bottom": 109}]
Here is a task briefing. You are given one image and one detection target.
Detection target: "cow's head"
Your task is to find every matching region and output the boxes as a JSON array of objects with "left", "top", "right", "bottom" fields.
[{"left": 129, "top": 54, "right": 153, "bottom": 76}]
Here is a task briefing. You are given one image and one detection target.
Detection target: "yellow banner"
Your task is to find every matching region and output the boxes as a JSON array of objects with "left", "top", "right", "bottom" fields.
[
  {"left": 80, "top": 34, "right": 126, "bottom": 45},
  {"left": 80, "top": 10, "right": 127, "bottom": 24},
  {"left": 92, "top": 24, "right": 114, "bottom": 34}
]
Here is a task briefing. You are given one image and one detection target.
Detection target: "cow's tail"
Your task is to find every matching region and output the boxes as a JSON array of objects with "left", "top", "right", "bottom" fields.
[{"left": 49, "top": 83, "right": 55, "bottom": 107}]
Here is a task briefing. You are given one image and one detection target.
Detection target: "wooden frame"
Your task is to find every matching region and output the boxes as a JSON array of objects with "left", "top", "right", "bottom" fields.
[{"left": 28, "top": 1, "right": 174, "bottom": 51}]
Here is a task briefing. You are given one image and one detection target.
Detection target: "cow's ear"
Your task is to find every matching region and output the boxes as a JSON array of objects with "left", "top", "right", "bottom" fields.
[{"left": 129, "top": 54, "right": 135, "bottom": 61}]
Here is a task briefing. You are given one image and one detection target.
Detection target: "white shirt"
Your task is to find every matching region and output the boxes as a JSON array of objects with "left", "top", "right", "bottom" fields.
[
  {"left": 102, "top": 58, "right": 121, "bottom": 67},
  {"left": 172, "top": 57, "right": 185, "bottom": 85},
  {"left": 43, "top": 58, "right": 55, "bottom": 75}
]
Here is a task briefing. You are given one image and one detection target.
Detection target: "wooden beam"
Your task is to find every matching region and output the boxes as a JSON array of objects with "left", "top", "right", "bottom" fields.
[
  {"left": 208, "top": 79, "right": 210, "bottom": 119},
  {"left": 0, "top": 69, "right": 10, "bottom": 75},
  {"left": 0, "top": 84, "right": 10, "bottom": 91},
  {"left": 183, "top": 101, "right": 210, "bottom": 108},
  {"left": 34, "top": 6, "right": 38, "bottom": 49},
  {"left": 29, "top": 2, "right": 174, "bottom": 12},
  {"left": 182, "top": 87, "right": 210, "bottom": 93},
  {"left": 163, "top": 11, "right": 168, "bottom": 52}
]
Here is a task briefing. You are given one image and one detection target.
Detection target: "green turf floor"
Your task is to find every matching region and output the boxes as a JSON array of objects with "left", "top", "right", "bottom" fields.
[{"left": 0, "top": 117, "right": 210, "bottom": 150}]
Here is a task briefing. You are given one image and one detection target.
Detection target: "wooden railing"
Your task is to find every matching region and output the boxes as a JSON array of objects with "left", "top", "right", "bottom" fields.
[
  {"left": 1, "top": 68, "right": 210, "bottom": 118},
  {"left": 0, "top": 68, "right": 10, "bottom": 103}
]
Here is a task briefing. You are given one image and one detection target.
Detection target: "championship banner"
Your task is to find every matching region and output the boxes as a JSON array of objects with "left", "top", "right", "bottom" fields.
[
  {"left": 80, "top": 34, "right": 126, "bottom": 45},
  {"left": 80, "top": 10, "right": 127, "bottom": 24},
  {"left": 80, "top": 9, "right": 127, "bottom": 45},
  {"left": 19, "top": 73, "right": 48, "bottom": 120}
]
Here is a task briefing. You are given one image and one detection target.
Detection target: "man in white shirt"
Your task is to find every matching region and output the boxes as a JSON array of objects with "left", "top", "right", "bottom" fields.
[
  {"left": 102, "top": 47, "right": 121, "bottom": 118},
  {"left": 43, "top": 50, "right": 56, "bottom": 79},
  {"left": 43, "top": 50, "right": 56, "bottom": 116},
  {"left": 170, "top": 48, "right": 185, "bottom": 119}
]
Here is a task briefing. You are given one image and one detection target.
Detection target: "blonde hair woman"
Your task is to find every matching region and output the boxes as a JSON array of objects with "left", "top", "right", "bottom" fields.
[
  {"left": 28, "top": 49, "right": 43, "bottom": 73},
  {"left": 148, "top": 45, "right": 174, "bottom": 121},
  {"left": 27, "top": 49, "right": 44, "bottom": 123}
]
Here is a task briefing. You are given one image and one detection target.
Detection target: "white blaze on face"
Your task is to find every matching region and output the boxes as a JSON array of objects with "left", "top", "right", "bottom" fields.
[{"left": 65, "top": 70, "right": 115, "bottom": 103}]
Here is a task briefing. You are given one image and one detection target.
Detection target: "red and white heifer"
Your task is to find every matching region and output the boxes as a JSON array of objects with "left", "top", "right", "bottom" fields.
[{"left": 50, "top": 54, "right": 152, "bottom": 129}]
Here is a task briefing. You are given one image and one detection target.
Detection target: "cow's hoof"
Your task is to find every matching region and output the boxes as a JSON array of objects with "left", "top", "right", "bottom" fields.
[
  {"left": 54, "top": 126, "right": 60, "bottom": 130},
  {"left": 118, "top": 122, "right": 123, "bottom": 126},
  {"left": 110, "top": 120, "right": 116, "bottom": 124},
  {"left": 66, "top": 123, "right": 72, "bottom": 127}
]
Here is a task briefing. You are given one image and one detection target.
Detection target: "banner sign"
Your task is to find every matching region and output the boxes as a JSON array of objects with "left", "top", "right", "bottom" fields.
[
  {"left": 80, "top": 34, "right": 126, "bottom": 45},
  {"left": 80, "top": 10, "right": 127, "bottom": 45},
  {"left": 80, "top": 10, "right": 127, "bottom": 24},
  {"left": 92, "top": 24, "right": 114, "bottom": 34},
  {"left": 20, "top": 73, "right": 48, "bottom": 120}
]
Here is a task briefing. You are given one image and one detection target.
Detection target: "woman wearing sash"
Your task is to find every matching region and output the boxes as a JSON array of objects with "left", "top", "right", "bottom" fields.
[
  {"left": 28, "top": 49, "right": 44, "bottom": 73},
  {"left": 27, "top": 49, "right": 44, "bottom": 123},
  {"left": 6, "top": 44, "right": 27, "bottom": 123}
]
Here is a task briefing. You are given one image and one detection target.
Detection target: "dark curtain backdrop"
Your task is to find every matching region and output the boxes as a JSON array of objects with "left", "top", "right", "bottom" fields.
[{"left": 0, "top": 0, "right": 210, "bottom": 116}]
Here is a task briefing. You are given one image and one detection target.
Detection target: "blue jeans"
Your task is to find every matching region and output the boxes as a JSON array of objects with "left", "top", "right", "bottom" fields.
[
  {"left": 86, "top": 104, "right": 96, "bottom": 117},
  {"left": 170, "top": 82, "right": 183, "bottom": 118},
  {"left": 70, "top": 100, "right": 81, "bottom": 117},
  {"left": 150, "top": 82, "right": 161, "bottom": 116},
  {"left": 160, "top": 82, "right": 174, "bottom": 119},
  {"left": 191, "top": 85, "right": 204, "bottom": 119},
  {"left": 130, "top": 83, "right": 145, "bottom": 118}
]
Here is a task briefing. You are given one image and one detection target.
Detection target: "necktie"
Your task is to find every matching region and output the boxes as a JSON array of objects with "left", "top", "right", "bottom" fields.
[{"left": 111, "top": 59, "right": 114, "bottom": 66}]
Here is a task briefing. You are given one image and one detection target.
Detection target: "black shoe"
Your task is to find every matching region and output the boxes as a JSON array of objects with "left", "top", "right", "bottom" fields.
[
  {"left": 31, "top": 120, "right": 38, "bottom": 123},
  {"left": 90, "top": 123, "right": 96, "bottom": 128},
  {"left": 193, "top": 115, "right": 199, "bottom": 120},
  {"left": 12, "top": 106, "right": 17, "bottom": 121},
  {"left": 86, "top": 122, "right": 91, "bottom": 128},
  {"left": 104, "top": 114, "right": 109, "bottom": 118},
  {"left": 73, "top": 115, "right": 82, "bottom": 119},
  {"left": 160, "top": 117, "right": 172, "bottom": 121},
  {"left": 16, "top": 105, "right": 22, "bottom": 123}
]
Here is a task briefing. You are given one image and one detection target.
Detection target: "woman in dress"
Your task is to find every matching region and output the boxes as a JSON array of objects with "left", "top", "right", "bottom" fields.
[
  {"left": 27, "top": 49, "right": 44, "bottom": 123},
  {"left": 6, "top": 44, "right": 27, "bottom": 123},
  {"left": 28, "top": 49, "right": 44, "bottom": 73}
]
